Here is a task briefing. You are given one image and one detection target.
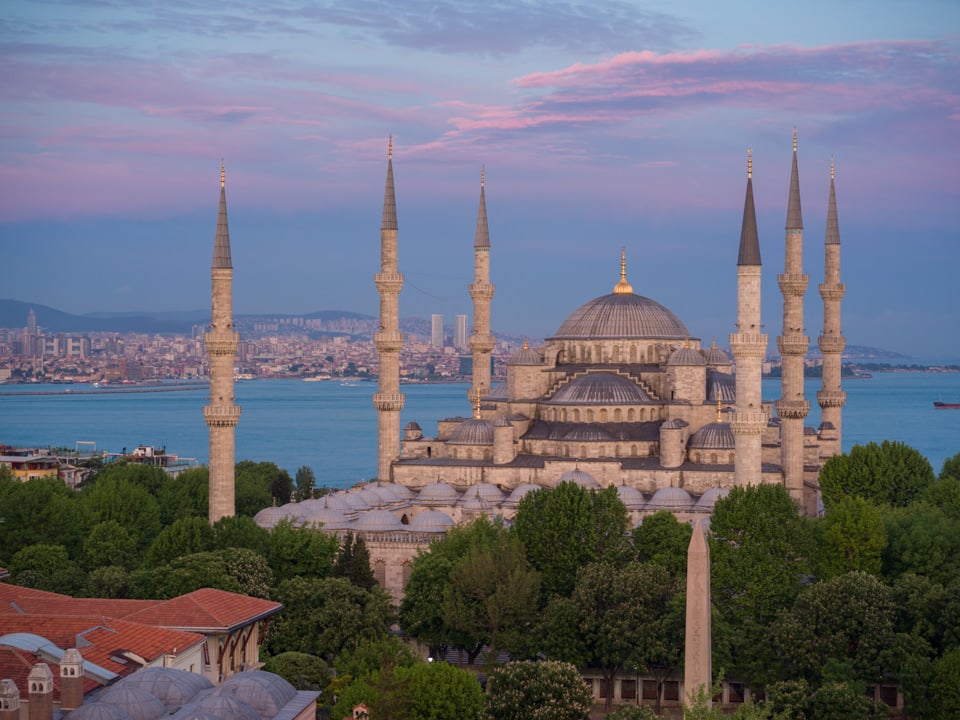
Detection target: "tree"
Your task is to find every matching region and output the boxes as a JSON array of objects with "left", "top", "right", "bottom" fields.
[
  {"left": 235, "top": 460, "right": 280, "bottom": 515},
  {"left": 156, "top": 467, "right": 208, "bottom": 525},
  {"left": 772, "top": 571, "right": 897, "bottom": 686},
  {"left": 268, "top": 576, "right": 394, "bottom": 661},
  {"left": 268, "top": 518, "right": 339, "bottom": 581},
  {"left": 442, "top": 534, "right": 540, "bottom": 665},
  {"left": 83, "top": 520, "right": 139, "bottom": 571},
  {"left": 84, "top": 565, "right": 130, "bottom": 598},
  {"left": 263, "top": 651, "right": 330, "bottom": 691},
  {"left": 543, "top": 561, "right": 682, "bottom": 712},
  {"left": 709, "top": 484, "right": 814, "bottom": 687},
  {"left": 766, "top": 679, "right": 889, "bottom": 720},
  {"left": 402, "top": 661, "right": 485, "bottom": 720},
  {"left": 212, "top": 514, "right": 271, "bottom": 556},
  {"left": 334, "top": 636, "right": 420, "bottom": 681},
  {"left": 631, "top": 509, "right": 692, "bottom": 576},
  {"left": 819, "top": 440, "right": 935, "bottom": 509},
  {"left": 294, "top": 465, "right": 316, "bottom": 501},
  {"left": 335, "top": 531, "right": 377, "bottom": 590},
  {"left": 512, "top": 481, "right": 630, "bottom": 600},
  {"left": 0, "top": 476, "right": 91, "bottom": 561},
  {"left": 815, "top": 495, "right": 887, "bottom": 580},
  {"left": 883, "top": 503, "right": 960, "bottom": 587},
  {"left": 81, "top": 474, "right": 161, "bottom": 553},
  {"left": 8, "top": 543, "right": 85, "bottom": 594},
  {"left": 144, "top": 516, "right": 215, "bottom": 567},
  {"left": 485, "top": 660, "right": 592, "bottom": 720},
  {"left": 938, "top": 451, "right": 960, "bottom": 483},
  {"left": 129, "top": 548, "right": 271, "bottom": 599},
  {"left": 928, "top": 648, "right": 960, "bottom": 720}
]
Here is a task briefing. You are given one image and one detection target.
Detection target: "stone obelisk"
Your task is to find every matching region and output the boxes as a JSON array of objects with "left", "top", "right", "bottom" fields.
[{"left": 684, "top": 518, "right": 712, "bottom": 708}]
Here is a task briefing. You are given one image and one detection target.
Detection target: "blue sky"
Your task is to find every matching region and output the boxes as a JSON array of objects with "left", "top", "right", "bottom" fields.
[{"left": 1, "top": 1, "right": 958, "bottom": 361}]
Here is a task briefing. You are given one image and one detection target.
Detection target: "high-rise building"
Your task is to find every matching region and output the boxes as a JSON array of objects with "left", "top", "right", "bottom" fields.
[
  {"left": 431, "top": 314, "right": 444, "bottom": 348},
  {"left": 454, "top": 314, "right": 468, "bottom": 351}
]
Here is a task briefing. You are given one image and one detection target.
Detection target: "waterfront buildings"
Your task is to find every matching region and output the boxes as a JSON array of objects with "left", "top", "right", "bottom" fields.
[
  {"left": 454, "top": 314, "right": 468, "bottom": 351},
  {"left": 430, "top": 314, "right": 443, "bottom": 348}
]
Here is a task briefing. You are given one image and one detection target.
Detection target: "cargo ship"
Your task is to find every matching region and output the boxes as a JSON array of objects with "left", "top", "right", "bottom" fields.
[{"left": 933, "top": 401, "right": 960, "bottom": 409}]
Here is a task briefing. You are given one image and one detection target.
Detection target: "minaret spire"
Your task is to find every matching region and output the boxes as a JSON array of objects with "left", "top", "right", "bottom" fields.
[
  {"left": 817, "top": 158, "right": 846, "bottom": 461},
  {"left": 204, "top": 161, "right": 241, "bottom": 523},
  {"left": 469, "top": 166, "right": 496, "bottom": 405},
  {"left": 777, "top": 131, "right": 810, "bottom": 507},
  {"left": 730, "top": 149, "right": 768, "bottom": 487},
  {"left": 613, "top": 248, "right": 634, "bottom": 294},
  {"left": 374, "top": 137, "right": 406, "bottom": 483}
]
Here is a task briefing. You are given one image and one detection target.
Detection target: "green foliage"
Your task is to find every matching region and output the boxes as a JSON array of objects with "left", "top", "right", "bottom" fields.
[
  {"left": 512, "top": 481, "right": 630, "bottom": 600},
  {"left": 129, "top": 548, "right": 271, "bottom": 599},
  {"left": 819, "top": 440, "right": 935, "bottom": 509},
  {"left": 0, "top": 476, "right": 91, "bottom": 560},
  {"left": 485, "top": 660, "right": 592, "bottom": 720},
  {"left": 81, "top": 474, "right": 161, "bottom": 552},
  {"left": 263, "top": 651, "right": 330, "bottom": 691},
  {"left": 294, "top": 465, "right": 316, "bottom": 501},
  {"left": 938, "top": 451, "right": 960, "bottom": 482},
  {"left": 334, "top": 531, "right": 377, "bottom": 590},
  {"left": 631, "top": 509, "right": 692, "bottom": 576},
  {"left": 604, "top": 705, "right": 660, "bottom": 720},
  {"left": 212, "top": 514, "right": 271, "bottom": 556},
  {"left": 442, "top": 533, "right": 540, "bottom": 665},
  {"left": 235, "top": 460, "right": 292, "bottom": 514},
  {"left": 9, "top": 543, "right": 85, "bottom": 594},
  {"left": 766, "top": 678, "right": 888, "bottom": 720},
  {"left": 334, "top": 636, "right": 420, "bottom": 680},
  {"left": 84, "top": 565, "right": 130, "bottom": 598},
  {"left": 268, "top": 576, "right": 394, "bottom": 661},
  {"left": 90, "top": 462, "right": 167, "bottom": 496},
  {"left": 922, "top": 475, "right": 960, "bottom": 519},
  {"left": 815, "top": 495, "right": 887, "bottom": 579},
  {"left": 156, "top": 467, "right": 208, "bottom": 525},
  {"left": 883, "top": 503, "right": 960, "bottom": 586},
  {"left": 83, "top": 520, "right": 139, "bottom": 570},
  {"left": 772, "top": 571, "right": 896, "bottom": 685},
  {"left": 268, "top": 518, "right": 339, "bottom": 581},
  {"left": 709, "top": 484, "right": 814, "bottom": 687},
  {"left": 928, "top": 648, "right": 960, "bottom": 720},
  {"left": 145, "top": 516, "right": 215, "bottom": 567},
  {"left": 330, "top": 652, "right": 412, "bottom": 720},
  {"left": 403, "top": 661, "right": 485, "bottom": 720}
]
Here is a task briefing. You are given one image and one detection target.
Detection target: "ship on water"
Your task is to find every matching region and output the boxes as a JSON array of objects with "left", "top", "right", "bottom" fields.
[{"left": 933, "top": 400, "right": 960, "bottom": 409}]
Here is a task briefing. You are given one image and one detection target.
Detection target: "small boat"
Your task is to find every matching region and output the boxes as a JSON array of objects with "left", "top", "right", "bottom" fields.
[{"left": 933, "top": 401, "right": 960, "bottom": 409}]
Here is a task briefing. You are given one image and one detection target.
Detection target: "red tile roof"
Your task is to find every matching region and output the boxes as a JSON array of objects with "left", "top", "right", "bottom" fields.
[
  {"left": 123, "top": 588, "right": 281, "bottom": 632},
  {"left": 0, "top": 647, "right": 100, "bottom": 701}
]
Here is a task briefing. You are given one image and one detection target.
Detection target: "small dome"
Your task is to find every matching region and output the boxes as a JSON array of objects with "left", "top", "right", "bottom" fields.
[
  {"left": 447, "top": 418, "right": 494, "bottom": 445},
  {"left": 353, "top": 509, "right": 404, "bottom": 533},
  {"left": 504, "top": 483, "right": 542, "bottom": 505},
  {"left": 461, "top": 496, "right": 494, "bottom": 515},
  {"left": 694, "top": 486, "right": 730, "bottom": 511},
  {"left": 408, "top": 510, "right": 456, "bottom": 532},
  {"left": 548, "top": 372, "right": 652, "bottom": 404},
  {"left": 321, "top": 494, "right": 354, "bottom": 512},
  {"left": 667, "top": 346, "right": 706, "bottom": 367},
  {"left": 704, "top": 343, "right": 731, "bottom": 366},
  {"left": 338, "top": 492, "right": 371, "bottom": 511},
  {"left": 804, "top": 426, "right": 818, "bottom": 436},
  {"left": 253, "top": 506, "right": 288, "bottom": 529},
  {"left": 404, "top": 421, "right": 422, "bottom": 431},
  {"left": 558, "top": 468, "right": 599, "bottom": 488},
  {"left": 357, "top": 486, "right": 387, "bottom": 506},
  {"left": 688, "top": 422, "right": 735, "bottom": 450},
  {"left": 216, "top": 671, "right": 297, "bottom": 719},
  {"left": 660, "top": 419, "right": 687, "bottom": 430},
  {"left": 648, "top": 486, "right": 693, "bottom": 509},
  {"left": 301, "top": 507, "right": 353, "bottom": 530},
  {"left": 417, "top": 481, "right": 461, "bottom": 504},
  {"left": 706, "top": 375, "right": 736, "bottom": 403},
  {"left": 99, "top": 685, "right": 166, "bottom": 720},
  {"left": 508, "top": 341, "right": 542, "bottom": 366},
  {"left": 376, "top": 482, "right": 413, "bottom": 501},
  {"left": 119, "top": 666, "right": 212, "bottom": 708},
  {"left": 616, "top": 485, "right": 647, "bottom": 510},
  {"left": 462, "top": 482, "right": 505, "bottom": 503},
  {"left": 69, "top": 704, "right": 133, "bottom": 720},
  {"left": 195, "top": 695, "right": 261, "bottom": 720},
  {"left": 818, "top": 421, "right": 836, "bottom": 431}
]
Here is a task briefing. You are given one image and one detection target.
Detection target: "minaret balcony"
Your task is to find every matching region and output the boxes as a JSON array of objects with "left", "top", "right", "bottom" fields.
[
  {"left": 730, "top": 411, "right": 768, "bottom": 435},
  {"left": 818, "top": 335, "right": 846, "bottom": 353},
  {"left": 775, "top": 399, "right": 810, "bottom": 420},
  {"left": 469, "top": 334, "right": 495, "bottom": 353},
  {"left": 777, "top": 273, "right": 809, "bottom": 296},
  {"left": 204, "top": 333, "right": 240, "bottom": 356},
  {"left": 375, "top": 273, "right": 404, "bottom": 293},
  {"left": 374, "top": 331, "right": 405, "bottom": 353},
  {"left": 776, "top": 336, "right": 809, "bottom": 356},
  {"left": 729, "top": 333, "right": 768, "bottom": 359},
  {"left": 373, "top": 392, "right": 406, "bottom": 412},
  {"left": 817, "top": 389, "right": 847, "bottom": 408},
  {"left": 204, "top": 404, "right": 242, "bottom": 427},
  {"left": 818, "top": 283, "right": 846, "bottom": 301},
  {"left": 469, "top": 282, "right": 495, "bottom": 301}
]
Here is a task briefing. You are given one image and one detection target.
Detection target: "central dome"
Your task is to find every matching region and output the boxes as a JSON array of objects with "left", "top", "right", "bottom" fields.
[{"left": 553, "top": 292, "right": 689, "bottom": 340}]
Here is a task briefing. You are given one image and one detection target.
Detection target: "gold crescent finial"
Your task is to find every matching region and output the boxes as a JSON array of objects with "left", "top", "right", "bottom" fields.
[
  {"left": 711, "top": 337, "right": 717, "bottom": 349},
  {"left": 831, "top": 155, "right": 835, "bottom": 180},
  {"left": 613, "top": 247, "right": 634, "bottom": 294},
  {"left": 747, "top": 148, "right": 752, "bottom": 179},
  {"left": 388, "top": 134, "right": 393, "bottom": 160},
  {"left": 481, "top": 165, "right": 485, "bottom": 188},
  {"left": 793, "top": 128, "right": 797, "bottom": 152},
  {"left": 522, "top": 337, "right": 529, "bottom": 350},
  {"left": 220, "top": 159, "right": 225, "bottom": 188},
  {"left": 684, "top": 337, "right": 690, "bottom": 349},
  {"left": 473, "top": 389, "right": 482, "bottom": 419},
  {"left": 716, "top": 392, "right": 723, "bottom": 422}
]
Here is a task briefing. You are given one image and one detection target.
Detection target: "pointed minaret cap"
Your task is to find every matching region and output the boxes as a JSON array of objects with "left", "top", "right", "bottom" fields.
[
  {"left": 737, "top": 149, "right": 761, "bottom": 266},
  {"left": 825, "top": 157, "right": 840, "bottom": 245},
  {"left": 613, "top": 248, "right": 634, "bottom": 294},
  {"left": 786, "top": 129, "right": 803, "bottom": 230},
  {"left": 474, "top": 165, "right": 490, "bottom": 249},
  {"left": 212, "top": 159, "right": 233, "bottom": 269},
  {"left": 382, "top": 135, "right": 398, "bottom": 231}
]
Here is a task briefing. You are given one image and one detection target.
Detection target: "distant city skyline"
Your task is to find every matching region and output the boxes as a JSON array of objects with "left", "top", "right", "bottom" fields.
[{"left": 2, "top": 1, "right": 958, "bottom": 361}]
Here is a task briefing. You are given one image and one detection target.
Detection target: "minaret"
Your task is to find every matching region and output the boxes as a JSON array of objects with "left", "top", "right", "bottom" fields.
[
  {"left": 204, "top": 161, "right": 241, "bottom": 524},
  {"left": 373, "top": 138, "right": 405, "bottom": 482},
  {"left": 469, "top": 167, "right": 495, "bottom": 405},
  {"left": 730, "top": 150, "right": 767, "bottom": 487},
  {"left": 817, "top": 158, "right": 846, "bottom": 457},
  {"left": 776, "top": 131, "right": 810, "bottom": 505}
]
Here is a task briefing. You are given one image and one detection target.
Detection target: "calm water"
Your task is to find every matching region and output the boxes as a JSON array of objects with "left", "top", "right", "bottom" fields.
[{"left": 1, "top": 374, "right": 958, "bottom": 487}]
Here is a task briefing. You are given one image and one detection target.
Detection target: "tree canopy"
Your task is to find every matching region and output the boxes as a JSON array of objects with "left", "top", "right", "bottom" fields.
[{"left": 820, "top": 440, "right": 935, "bottom": 509}]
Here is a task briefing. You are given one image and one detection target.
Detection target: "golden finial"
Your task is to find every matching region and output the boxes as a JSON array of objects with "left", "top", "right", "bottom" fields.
[
  {"left": 684, "top": 337, "right": 690, "bottom": 349},
  {"left": 481, "top": 165, "right": 485, "bottom": 188},
  {"left": 522, "top": 337, "right": 529, "bottom": 350},
  {"left": 716, "top": 392, "right": 723, "bottom": 422},
  {"left": 388, "top": 134, "right": 393, "bottom": 160},
  {"left": 747, "top": 148, "right": 752, "bottom": 179},
  {"left": 613, "top": 247, "right": 634, "bottom": 294},
  {"left": 220, "top": 158, "right": 225, "bottom": 188},
  {"left": 831, "top": 156, "right": 835, "bottom": 180},
  {"left": 473, "top": 389, "right": 482, "bottom": 419},
  {"left": 711, "top": 337, "right": 717, "bottom": 349},
  {"left": 793, "top": 128, "right": 798, "bottom": 152}
]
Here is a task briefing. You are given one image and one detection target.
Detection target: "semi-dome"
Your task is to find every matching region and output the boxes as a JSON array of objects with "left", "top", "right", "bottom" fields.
[
  {"left": 462, "top": 482, "right": 506, "bottom": 503},
  {"left": 553, "top": 292, "right": 689, "bottom": 340},
  {"left": 253, "top": 506, "right": 287, "bottom": 529},
  {"left": 508, "top": 340, "right": 542, "bottom": 365},
  {"left": 407, "top": 510, "right": 456, "bottom": 532},
  {"left": 547, "top": 372, "right": 652, "bottom": 404},
  {"left": 558, "top": 468, "right": 599, "bottom": 488},
  {"left": 648, "top": 486, "right": 693, "bottom": 509},
  {"left": 447, "top": 417, "right": 494, "bottom": 445},
  {"left": 660, "top": 419, "right": 688, "bottom": 430},
  {"left": 667, "top": 346, "right": 706, "bottom": 367},
  {"left": 688, "top": 422, "right": 735, "bottom": 450},
  {"left": 616, "top": 484, "right": 647, "bottom": 510}
]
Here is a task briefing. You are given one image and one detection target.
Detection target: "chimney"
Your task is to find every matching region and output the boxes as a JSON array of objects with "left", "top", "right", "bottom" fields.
[
  {"left": 27, "top": 663, "right": 53, "bottom": 720},
  {"left": 0, "top": 679, "right": 20, "bottom": 720},
  {"left": 60, "top": 649, "right": 84, "bottom": 711}
]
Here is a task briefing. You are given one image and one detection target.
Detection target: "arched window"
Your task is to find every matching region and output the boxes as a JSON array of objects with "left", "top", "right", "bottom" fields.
[
  {"left": 628, "top": 408, "right": 635, "bottom": 421},
  {"left": 614, "top": 408, "right": 622, "bottom": 421},
  {"left": 630, "top": 346, "right": 637, "bottom": 363},
  {"left": 586, "top": 409, "right": 594, "bottom": 422},
  {"left": 631, "top": 445, "right": 638, "bottom": 456},
  {"left": 573, "top": 409, "right": 580, "bottom": 422},
  {"left": 374, "top": 560, "right": 387, "bottom": 586},
  {"left": 600, "top": 409, "right": 608, "bottom": 422}
]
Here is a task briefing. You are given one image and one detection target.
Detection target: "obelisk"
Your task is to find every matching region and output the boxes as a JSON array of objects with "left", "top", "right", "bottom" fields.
[{"left": 684, "top": 518, "right": 712, "bottom": 708}]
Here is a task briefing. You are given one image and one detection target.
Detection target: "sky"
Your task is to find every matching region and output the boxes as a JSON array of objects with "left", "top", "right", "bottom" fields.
[{"left": 1, "top": 0, "right": 958, "bottom": 361}]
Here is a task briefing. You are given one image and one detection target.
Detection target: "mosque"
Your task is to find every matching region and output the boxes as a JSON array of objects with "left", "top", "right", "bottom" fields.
[{"left": 223, "top": 133, "right": 846, "bottom": 600}]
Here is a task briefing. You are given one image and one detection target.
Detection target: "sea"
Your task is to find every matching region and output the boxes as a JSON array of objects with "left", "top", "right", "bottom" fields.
[{"left": 1, "top": 373, "right": 959, "bottom": 488}]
